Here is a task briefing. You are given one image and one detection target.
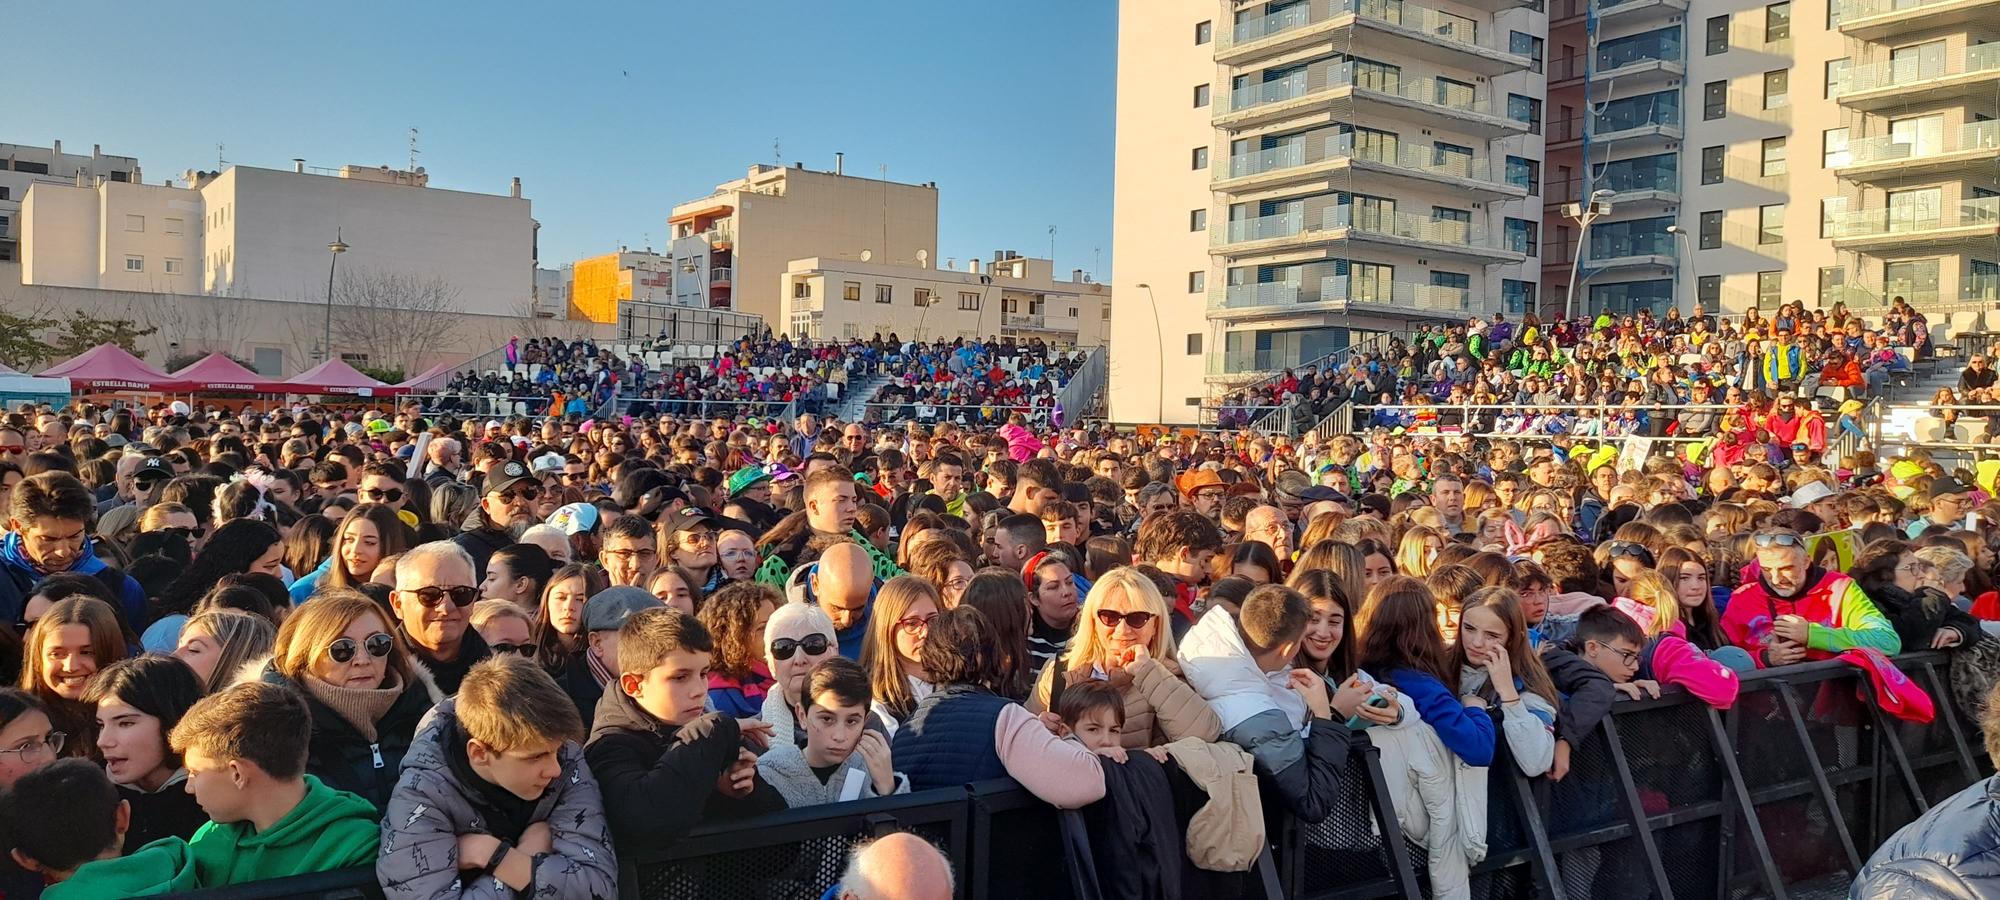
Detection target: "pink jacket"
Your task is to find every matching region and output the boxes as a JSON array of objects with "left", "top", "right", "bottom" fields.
[
  {"left": 1610, "top": 598, "right": 1740, "bottom": 709},
  {"left": 993, "top": 704, "right": 1106, "bottom": 809},
  {"left": 997, "top": 424, "right": 1044, "bottom": 463}
]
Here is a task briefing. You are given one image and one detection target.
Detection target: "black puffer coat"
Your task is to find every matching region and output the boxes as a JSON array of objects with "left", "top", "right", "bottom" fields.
[{"left": 248, "top": 658, "right": 442, "bottom": 812}]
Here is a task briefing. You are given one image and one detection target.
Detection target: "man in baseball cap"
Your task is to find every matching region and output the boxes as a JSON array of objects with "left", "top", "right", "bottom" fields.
[
  {"left": 1909, "top": 477, "right": 1976, "bottom": 538},
  {"left": 453, "top": 459, "right": 540, "bottom": 579},
  {"left": 663, "top": 508, "right": 722, "bottom": 592},
  {"left": 562, "top": 586, "right": 665, "bottom": 730}
]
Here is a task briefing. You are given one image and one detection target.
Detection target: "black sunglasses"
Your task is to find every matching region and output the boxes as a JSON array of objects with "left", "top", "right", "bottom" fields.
[
  {"left": 405, "top": 585, "right": 480, "bottom": 609},
  {"left": 1606, "top": 541, "right": 1654, "bottom": 563},
  {"left": 770, "top": 634, "right": 833, "bottom": 661},
  {"left": 1095, "top": 609, "right": 1158, "bottom": 630},
  {"left": 328, "top": 632, "right": 394, "bottom": 664},
  {"left": 1752, "top": 532, "right": 1808, "bottom": 549},
  {"left": 497, "top": 485, "right": 543, "bottom": 504},
  {"left": 363, "top": 487, "right": 405, "bottom": 503},
  {"left": 490, "top": 642, "right": 538, "bottom": 658}
]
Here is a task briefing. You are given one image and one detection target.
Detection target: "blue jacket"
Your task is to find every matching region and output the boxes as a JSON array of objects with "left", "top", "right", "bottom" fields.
[
  {"left": 1854, "top": 774, "right": 2000, "bottom": 898},
  {"left": 1382, "top": 668, "right": 1496, "bottom": 766},
  {"left": 892, "top": 685, "right": 1011, "bottom": 791},
  {"left": 288, "top": 556, "right": 334, "bottom": 604},
  {"left": 0, "top": 531, "right": 146, "bottom": 629}
]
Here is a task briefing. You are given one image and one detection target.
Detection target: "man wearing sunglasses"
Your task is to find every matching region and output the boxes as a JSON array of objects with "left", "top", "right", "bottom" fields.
[
  {"left": 359, "top": 461, "right": 414, "bottom": 517},
  {"left": 390, "top": 542, "right": 491, "bottom": 695},
  {"left": 1720, "top": 528, "right": 1899, "bottom": 668},
  {"left": 453, "top": 461, "right": 540, "bottom": 581},
  {"left": 0, "top": 426, "right": 26, "bottom": 463},
  {"left": 1908, "top": 477, "right": 1976, "bottom": 539}
]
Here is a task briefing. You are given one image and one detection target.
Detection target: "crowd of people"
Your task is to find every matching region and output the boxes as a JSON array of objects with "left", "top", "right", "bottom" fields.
[
  {"left": 866, "top": 336, "right": 1087, "bottom": 426},
  {"left": 0, "top": 362, "right": 1994, "bottom": 897},
  {"left": 1218, "top": 299, "right": 1939, "bottom": 437}
]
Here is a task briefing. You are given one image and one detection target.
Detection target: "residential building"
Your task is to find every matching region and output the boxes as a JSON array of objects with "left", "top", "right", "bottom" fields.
[
  {"left": 666, "top": 163, "right": 939, "bottom": 322},
  {"left": 0, "top": 141, "right": 141, "bottom": 264},
  {"left": 533, "top": 265, "right": 571, "bottom": 319},
  {"left": 1112, "top": 0, "right": 1549, "bottom": 424},
  {"left": 567, "top": 248, "right": 674, "bottom": 324},
  {"left": 782, "top": 250, "right": 1111, "bottom": 346}
]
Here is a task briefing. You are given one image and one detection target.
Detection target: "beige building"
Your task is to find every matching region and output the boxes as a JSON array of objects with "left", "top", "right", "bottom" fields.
[
  {"left": 781, "top": 250, "right": 1110, "bottom": 346},
  {"left": 1, "top": 141, "right": 141, "bottom": 264},
  {"left": 1113, "top": 0, "right": 1549, "bottom": 424},
  {"left": 667, "top": 163, "right": 940, "bottom": 324}
]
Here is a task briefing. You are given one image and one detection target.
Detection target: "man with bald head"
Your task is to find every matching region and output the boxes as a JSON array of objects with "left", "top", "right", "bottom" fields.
[
  {"left": 809, "top": 541, "right": 878, "bottom": 661},
  {"left": 837, "top": 832, "right": 954, "bottom": 900}
]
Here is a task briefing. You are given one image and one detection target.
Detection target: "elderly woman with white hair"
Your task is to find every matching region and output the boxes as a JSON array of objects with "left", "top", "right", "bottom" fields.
[{"left": 760, "top": 601, "right": 843, "bottom": 749}]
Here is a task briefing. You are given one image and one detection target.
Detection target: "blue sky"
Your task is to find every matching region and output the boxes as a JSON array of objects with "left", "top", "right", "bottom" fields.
[{"left": 12, "top": 1, "right": 1117, "bottom": 277}]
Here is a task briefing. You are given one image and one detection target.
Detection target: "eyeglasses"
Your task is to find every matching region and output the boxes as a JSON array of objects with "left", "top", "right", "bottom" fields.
[
  {"left": 678, "top": 530, "right": 718, "bottom": 547},
  {"left": 719, "top": 548, "right": 758, "bottom": 561},
  {"left": 1095, "top": 609, "right": 1159, "bottom": 631},
  {"left": 403, "top": 585, "right": 480, "bottom": 609},
  {"left": 603, "top": 548, "right": 658, "bottom": 563},
  {"left": 497, "top": 485, "right": 543, "bottom": 504},
  {"left": 0, "top": 445, "right": 23, "bottom": 455},
  {"left": 490, "top": 642, "right": 539, "bottom": 658},
  {"left": 328, "top": 632, "right": 394, "bottom": 664},
  {"left": 1751, "top": 532, "right": 1808, "bottom": 549},
  {"left": 362, "top": 487, "right": 405, "bottom": 503},
  {"left": 155, "top": 526, "right": 199, "bottom": 540},
  {"left": 895, "top": 611, "right": 939, "bottom": 635},
  {"left": 1593, "top": 642, "right": 1640, "bottom": 666},
  {"left": 0, "top": 731, "right": 64, "bottom": 759},
  {"left": 770, "top": 634, "right": 832, "bottom": 660}
]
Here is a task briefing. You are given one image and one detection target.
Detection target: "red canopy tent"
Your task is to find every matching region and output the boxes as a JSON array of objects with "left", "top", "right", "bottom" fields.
[
  {"left": 169, "top": 353, "right": 287, "bottom": 394},
  {"left": 395, "top": 360, "right": 458, "bottom": 393},
  {"left": 39, "top": 344, "right": 187, "bottom": 392},
  {"left": 284, "top": 358, "right": 408, "bottom": 397}
]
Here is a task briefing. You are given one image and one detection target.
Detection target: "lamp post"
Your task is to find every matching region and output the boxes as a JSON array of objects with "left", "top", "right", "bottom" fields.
[
  {"left": 1135, "top": 283, "right": 1163, "bottom": 423},
  {"left": 321, "top": 229, "right": 348, "bottom": 364},
  {"left": 1562, "top": 189, "right": 1615, "bottom": 322},
  {"left": 1665, "top": 224, "right": 1694, "bottom": 311}
]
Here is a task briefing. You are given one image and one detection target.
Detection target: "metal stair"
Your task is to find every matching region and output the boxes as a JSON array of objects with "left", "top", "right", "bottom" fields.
[{"left": 834, "top": 372, "right": 895, "bottom": 422}]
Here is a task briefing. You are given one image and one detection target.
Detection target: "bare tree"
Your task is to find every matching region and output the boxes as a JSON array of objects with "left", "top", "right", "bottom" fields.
[{"left": 284, "top": 267, "right": 467, "bottom": 376}]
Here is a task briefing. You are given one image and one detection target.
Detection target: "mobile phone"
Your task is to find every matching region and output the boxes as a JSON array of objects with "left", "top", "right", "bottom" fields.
[{"left": 1345, "top": 693, "right": 1393, "bottom": 730}]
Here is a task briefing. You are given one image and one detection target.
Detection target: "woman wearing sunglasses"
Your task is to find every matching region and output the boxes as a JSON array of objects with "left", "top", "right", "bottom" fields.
[
  {"left": 1026, "top": 567, "right": 1220, "bottom": 752},
  {"left": 256, "top": 589, "right": 441, "bottom": 812},
  {"left": 759, "top": 602, "right": 841, "bottom": 750}
]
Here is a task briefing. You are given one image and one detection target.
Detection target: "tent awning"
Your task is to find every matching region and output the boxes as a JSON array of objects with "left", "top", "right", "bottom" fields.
[
  {"left": 395, "top": 360, "right": 459, "bottom": 393},
  {"left": 283, "top": 358, "right": 408, "bottom": 397},
  {"left": 168, "top": 353, "right": 288, "bottom": 393},
  {"left": 38, "top": 344, "right": 186, "bottom": 392}
]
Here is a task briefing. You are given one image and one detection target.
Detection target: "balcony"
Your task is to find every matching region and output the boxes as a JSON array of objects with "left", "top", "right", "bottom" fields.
[
  {"left": 1212, "top": 205, "right": 1525, "bottom": 265},
  {"left": 1598, "top": 168, "right": 1681, "bottom": 209},
  {"left": 1594, "top": 0, "right": 1690, "bottom": 24},
  {"left": 1586, "top": 238, "right": 1679, "bottom": 273},
  {"left": 710, "top": 267, "right": 733, "bottom": 285},
  {"left": 1206, "top": 276, "right": 1497, "bottom": 321},
  {"left": 1214, "top": 132, "right": 1526, "bottom": 200},
  {"left": 1215, "top": 63, "right": 1530, "bottom": 138},
  {"left": 1835, "top": 0, "right": 2000, "bottom": 40},
  {"left": 1219, "top": 0, "right": 1533, "bottom": 61},
  {"left": 1593, "top": 46, "right": 1686, "bottom": 85},
  {"left": 703, "top": 220, "right": 735, "bottom": 248},
  {"left": 1592, "top": 106, "right": 1684, "bottom": 145},
  {"left": 1836, "top": 45, "right": 2000, "bottom": 112},
  {"left": 1827, "top": 196, "right": 2000, "bottom": 251},
  {"left": 1003, "top": 312, "right": 1055, "bottom": 329},
  {"left": 1836, "top": 121, "right": 2000, "bottom": 182}
]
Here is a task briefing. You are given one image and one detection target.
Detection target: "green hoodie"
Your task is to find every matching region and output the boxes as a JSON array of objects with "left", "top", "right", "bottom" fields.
[
  {"left": 43, "top": 841, "right": 198, "bottom": 900},
  {"left": 185, "top": 775, "right": 380, "bottom": 887}
]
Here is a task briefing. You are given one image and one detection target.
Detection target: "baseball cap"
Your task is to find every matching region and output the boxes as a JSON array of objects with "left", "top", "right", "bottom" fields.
[
  {"left": 169, "top": 401, "right": 190, "bottom": 416},
  {"left": 1930, "top": 477, "right": 1974, "bottom": 500},
  {"left": 484, "top": 420, "right": 504, "bottom": 431},
  {"left": 529, "top": 453, "right": 566, "bottom": 476},
  {"left": 485, "top": 460, "right": 533, "bottom": 496},
  {"left": 665, "top": 507, "right": 717, "bottom": 539},
  {"left": 546, "top": 502, "right": 600, "bottom": 536},
  {"left": 583, "top": 586, "right": 663, "bottom": 633},
  {"left": 133, "top": 456, "right": 173, "bottom": 485},
  {"left": 365, "top": 419, "right": 392, "bottom": 435},
  {"left": 1785, "top": 480, "right": 1835, "bottom": 509},
  {"left": 726, "top": 466, "right": 771, "bottom": 497},
  {"left": 104, "top": 434, "right": 128, "bottom": 448}
]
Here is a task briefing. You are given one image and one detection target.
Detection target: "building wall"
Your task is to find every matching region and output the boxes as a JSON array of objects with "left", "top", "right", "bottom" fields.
[
  {"left": 780, "top": 254, "right": 1109, "bottom": 346},
  {"left": 0, "top": 141, "right": 140, "bottom": 262},
  {"left": 19, "top": 182, "right": 99, "bottom": 288},
  {"left": 94, "top": 181, "right": 204, "bottom": 294}
]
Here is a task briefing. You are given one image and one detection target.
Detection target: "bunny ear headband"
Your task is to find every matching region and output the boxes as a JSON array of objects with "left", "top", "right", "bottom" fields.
[{"left": 217, "top": 467, "right": 279, "bottom": 523}]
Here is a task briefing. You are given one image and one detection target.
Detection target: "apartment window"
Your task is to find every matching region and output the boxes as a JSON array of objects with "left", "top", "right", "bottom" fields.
[
  {"left": 843, "top": 281, "right": 862, "bottom": 302},
  {"left": 0, "top": 187, "right": 9, "bottom": 201},
  {"left": 1502, "top": 279, "right": 1535, "bottom": 314},
  {"left": 1186, "top": 334, "right": 1203, "bottom": 354},
  {"left": 1825, "top": 58, "right": 1850, "bottom": 98},
  {"left": 1351, "top": 263, "right": 1394, "bottom": 304},
  {"left": 1506, "top": 156, "right": 1541, "bottom": 194},
  {"left": 1891, "top": 41, "right": 1946, "bottom": 82},
  {"left": 793, "top": 281, "right": 812, "bottom": 300},
  {"left": 1761, "top": 137, "right": 1787, "bottom": 176},
  {"left": 0, "top": 215, "right": 8, "bottom": 237},
  {"left": 1192, "top": 146, "right": 1209, "bottom": 170},
  {"left": 1698, "top": 275, "right": 1721, "bottom": 308},
  {"left": 164, "top": 258, "right": 182, "bottom": 274},
  {"left": 125, "top": 256, "right": 144, "bottom": 272},
  {"left": 1705, "top": 15, "right": 1729, "bottom": 54},
  {"left": 1504, "top": 218, "right": 1540, "bottom": 255},
  {"left": 1699, "top": 210, "right": 1723, "bottom": 249},
  {"left": 163, "top": 217, "right": 184, "bottom": 235},
  {"left": 1195, "top": 20, "right": 1212, "bottom": 44},
  {"left": 1759, "top": 204, "right": 1785, "bottom": 243},
  {"left": 1704, "top": 81, "right": 1727, "bottom": 119},
  {"left": 1820, "top": 198, "right": 1848, "bottom": 237},
  {"left": 1511, "top": 32, "right": 1545, "bottom": 73},
  {"left": 1758, "top": 271, "right": 1783, "bottom": 308},
  {"left": 1701, "top": 146, "right": 1725, "bottom": 184},
  {"left": 1193, "top": 84, "right": 1210, "bottom": 108},
  {"left": 914, "top": 288, "right": 933, "bottom": 308},
  {"left": 1437, "top": 78, "right": 1476, "bottom": 110},
  {"left": 1188, "top": 271, "right": 1206, "bottom": 293},
  {"left": 1765, "top": 2, "right": 1791, "bottom": 40},
  {"left": 875, "top": 284, "right": 893, "bottom": 304},
  {"left": 1508, "top": 95, "right": 1542, "bottom": 134},
  {"left": 1764, "top": 69, "right": 1789, "bottom": 109},
  {"left": 1190, "top": 209, "right": 1208, "bottom": 232},
  {"left": 124, "top": 215, "right": 145, "bottom": 232},
  {"left": 1890, "top": 114, "right": 1945, "bottom": 157},
  {"left": 958, "top": 291, "right": 981, "bottom": 311},
  {"left": 1818, "top": 267, "right": 1846, "bottom": 304},
  {"left": 1823, "top": 128, "right": 1851, "bottom": 167},
  {"left": 1886, "top": 259, "right": 1941, "bottom": 304}
]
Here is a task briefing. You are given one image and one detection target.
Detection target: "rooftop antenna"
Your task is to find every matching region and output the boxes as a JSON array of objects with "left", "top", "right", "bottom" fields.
[
  {"left": 408, "top": 127, "right": 421, "bottom": 172},
  {"left": 773, "top": 138, "right": 782, "bottom": 166},
  {"left": 1048, "top": 225, "right": 1057, "bottom": 264},
  {"left": 216, "top": 143, "right": 225, "bottom": 169}
]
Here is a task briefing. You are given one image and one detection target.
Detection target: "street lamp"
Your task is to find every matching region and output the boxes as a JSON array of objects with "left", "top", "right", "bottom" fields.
[
  {"left": 1563, "top": 189, "right": 1615, "bottom": 322},
  {"left": 1135, "top": 283, "right": 1163, "bottom": 423},
  {"left": 321, "top": 229, "right": 348, "bottom": 364},
  {"left": 1665, "top": 224, "right": 1694, "bottom": 311}
]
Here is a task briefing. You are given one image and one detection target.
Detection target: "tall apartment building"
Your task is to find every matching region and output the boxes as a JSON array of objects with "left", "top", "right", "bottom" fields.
[
  {"left": 1113, "top": 0, "right": 1549, "bottom": 424},
  {"left": 666, "top": 163, "right": 940, "bottom": 324},
  {"left": 0, "top": 141, "right": 141, "bottom": 263}
]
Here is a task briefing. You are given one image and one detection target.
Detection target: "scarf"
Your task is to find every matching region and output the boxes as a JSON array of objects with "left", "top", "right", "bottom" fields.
[
  {"left": 585, "top": 647, "right": 615, "bottom": 688},
  {"left": 301, "top": 670, "right": 407, "bottom": 743},
  {"left": 439, "top": 714, "right": 543, "bottom": 840}
]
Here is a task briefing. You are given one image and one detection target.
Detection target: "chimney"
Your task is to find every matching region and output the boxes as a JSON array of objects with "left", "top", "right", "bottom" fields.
[
  {"left": 835, "top": 152, "right": 844, "bottom": 176},
  {"left": 1072, "top": 268, "right": 1085, "bottom": 283},
  {"left": 51, "top": 139, "right": 61, "bottom": 156},
  {"left": 510, "top": 177, "right": 522, "bottom": 199},
  {"left": 970, "top": 259, "right": 982, "bottom": 275},
  {"left": 92, "top": 144, "right": 101, "bottom": 158},
  {"left": 293, "top": 158, "right": 305, "bottom": 173}
]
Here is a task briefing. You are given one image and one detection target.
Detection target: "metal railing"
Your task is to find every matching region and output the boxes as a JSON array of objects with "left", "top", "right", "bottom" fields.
[
  {"left": 1224, "top": 132, "right": 1505, "bottom": 185},
  {"left": 608, "top": 396, "right": 806, "bottom": 420},
  {"left": 861, "top": 402, "right": 1054, "bottom": 426},
  {"left": 1842, "top": 121, "right": 2000, "bottom": 167},
  {"left": 1222, "top": 62, "right": 1502, "bottom": 118},
  {"left": 1056, "top": 345, "right": 1108, "bottom": 424},
  {"left": 1835, "top": 0, "right": 1992, "bottom": 21},
  {"left": 1002, "top": 312, "right": 1046, "bottom": 328},
  {"left": 419, "top": 392, "right": 563, "bottom": 417},
  {"left": 1209, "top": 277, "right": 1501, "bottom": 315},
  {"left": 710, "top": 267, "right": 733, "bottom": 284},
  {"left": 1826, "top": 196, "right": 2000, "bottom": 240},
  {"left": 1207, "top": 328, "right": 1407, "bottom": 386},
  {"left": 1842, "top": 43, "right": 2000, "bottom": 94}
]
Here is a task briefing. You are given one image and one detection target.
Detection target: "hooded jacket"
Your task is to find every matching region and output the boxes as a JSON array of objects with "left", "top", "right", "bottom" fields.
[
  {"left": 1177, "top": 608, "right": 1349, "bottom": 823},
  {"left": 42, "top": 841, "right": 198, "bottom": 900},
  {"left": 1722, "top": 565, "right": 1901, "bottom": 665},
  {"left": 582, "top": 682, "right": 786, "bottom": 860},
  {"left": 249, "top": 658, "right": 443, "bottom": 812},
  {"left": 170, "top": 775, "right": 379, "bottom": 886},
  {"left": 376, "top": 698, "right": 618, "bottom": 900},
  {"left": 1852, "top": 774, "right": 2000, "bottom": 899},
  {"left": 0, "top": 532, "right": 147, "bottom": 629},
  {"left": 1866, "top": 583, "right": 1980, "bottom": 654},
  {"left": 754, "top": 526, "right": 902, "bottom": 589}
]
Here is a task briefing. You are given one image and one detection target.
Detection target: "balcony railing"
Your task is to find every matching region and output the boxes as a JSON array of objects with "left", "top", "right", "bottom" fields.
[
  {"left": 1826, "top": 196, "right": 2000, "bottom": 239},
  {"left": 1322, "top": 275, "right": 1488, "bottom": 311},
  {"left": 1215, "top": 204, "right": 1499, "bottom": 250},
  {"left": 1594, "top": 104, "right": 1682, "bottom": 135},
  {"left": 1221, "top": 210, "right": 1308, "bottom": 245},
  {"left": 1225, "top": 2, "right": 1317, "bottom": 45},
  {"left": 1588, "top": 237, "right": 1680, "bottom": 263},
  {"left": 711, "top": 267, "right": 733, "bottom": 283},
  {"left": 1228, "top": 132, "right": 1503, "bottom": 183},
  {"left": 1842, "top": 44, "right": 2000, "bottom": 95},
  {"left": 1223, "top": 62, "right": 1500, "bottom": 117},
  {"left": 1842, "top": 121, "right": 2000, "bottom": 167},
  {"left": 1002, "top": 312, "right": 1048, "bottom": 328},
  {"left": 1213, "top": 282, "right": 1306, "bottom": 310},
  {"left": 1834, "top": 0, "right": 1993, "bottom": 23},
  {"left": 1223, "top": 0, "right": 1507, "bottom": 51}
]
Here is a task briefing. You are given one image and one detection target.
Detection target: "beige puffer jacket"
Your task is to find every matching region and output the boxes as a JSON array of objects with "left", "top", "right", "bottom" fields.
[{"left": 1027, "top": 653, "right": 1224, "bottom": 750}]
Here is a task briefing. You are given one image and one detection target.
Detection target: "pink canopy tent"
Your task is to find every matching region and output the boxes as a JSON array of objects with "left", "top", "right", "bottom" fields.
[
  {"left": 395, "top": 360, "right": 458, "bottom": 393},
  {"left": 169, "top": 353, "right": 287, "bottom": 394},
  {"left": 39, "top": 344, "right": 187, "bottom": 392},
  {"left": 284, "top": 358, "right": 408, "bottom": 397}
]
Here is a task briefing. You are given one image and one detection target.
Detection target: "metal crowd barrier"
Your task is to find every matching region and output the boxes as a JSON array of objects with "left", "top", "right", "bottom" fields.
[{"left": 155, "top": 652, "right": 1982, "bottom": 900}]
